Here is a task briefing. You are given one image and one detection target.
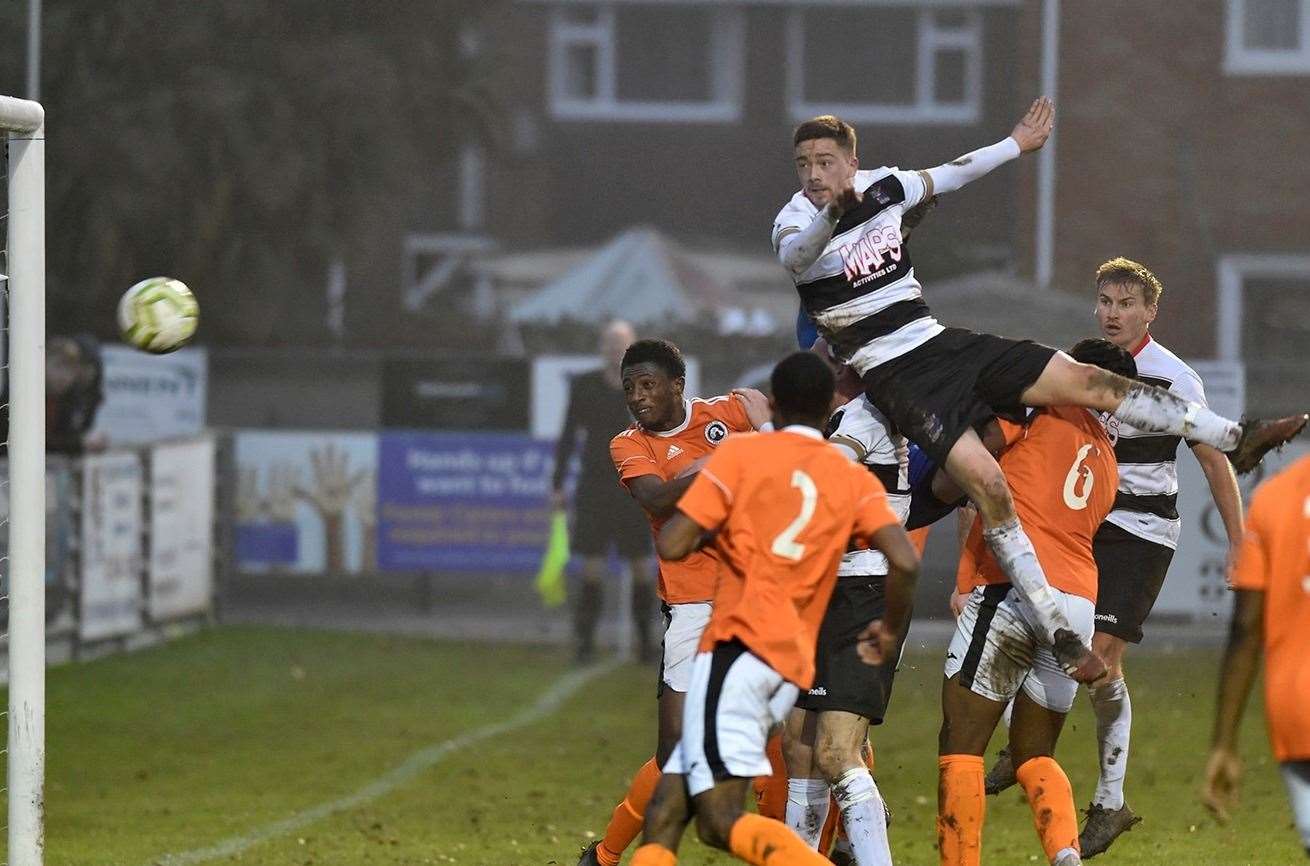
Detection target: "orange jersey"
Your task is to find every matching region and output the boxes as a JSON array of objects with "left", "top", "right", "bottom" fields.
[
  {"left": 610, "top": 396, "right": 754, "bottom": 603},
  {"left": 957, "top": 407, "right": 1118, "bottom": 603},
  {"left": 1230, "top": 455, "right": 1310, "bottom": 762},
  {"left": 677, "top": 426, "right": 901, "bottom": 688}
]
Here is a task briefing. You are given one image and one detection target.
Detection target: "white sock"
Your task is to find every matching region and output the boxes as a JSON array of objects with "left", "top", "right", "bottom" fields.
[
  {"left": 785, "top": 777, "right": 831, "bottom": 849},
  {"left": 1114, "top": 384, "right": 1241, "bottom": 450},
  {"left": 1089, "top": 677, "right": 1131, "bottom": 809},
  {"left": 1053, "top": 845, "right": 1081, "bottom": 864},
  {"left": 982, "top": 517, "right": 1071, "bottom": 642},
  {"left": 833, "top": 767, "right": 892, "bottom": 866},
  {"left": 1002, "top": 697, "right": 1014, "bottom": 730}
]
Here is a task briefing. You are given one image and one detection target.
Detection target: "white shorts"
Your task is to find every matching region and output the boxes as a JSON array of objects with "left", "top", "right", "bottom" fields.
[
  {"left": 660, "top": 602, "right": 712, "bottom": 693},
  {"left": 664, "top": 642, "right": 799, "bottom": 797},
  {"left": 943, "top": 583, "right": 1095, "bottom": 713}
]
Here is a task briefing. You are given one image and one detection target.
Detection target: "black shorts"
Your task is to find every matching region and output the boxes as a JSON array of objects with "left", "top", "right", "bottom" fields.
[
  {"left": 794, "top": 576, "right": 898, "bottom": 724},
  {"left": 861, "top": 328, "right": 1057, "bottom": 467},
  {"left": 572, "top": 479, "right": 651, "bottom": 558},
  {"left": 1092, "top": 521, "right": 1175, "bottom": 644}
]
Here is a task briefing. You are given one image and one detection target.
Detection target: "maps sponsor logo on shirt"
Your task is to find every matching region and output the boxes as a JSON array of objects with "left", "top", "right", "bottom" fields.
[{"left": 840, "top": 224, "right": 904, "bottom": 283}]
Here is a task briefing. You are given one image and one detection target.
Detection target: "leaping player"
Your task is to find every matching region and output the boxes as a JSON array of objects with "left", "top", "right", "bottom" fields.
[{"left": 771, "top": 96, "right": 1305, "bottom": 676}]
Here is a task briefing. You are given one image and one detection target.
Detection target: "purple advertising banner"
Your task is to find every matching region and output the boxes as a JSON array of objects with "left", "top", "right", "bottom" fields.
[{"left": 377, "top": 432, "right": 554, "bottom": 572}]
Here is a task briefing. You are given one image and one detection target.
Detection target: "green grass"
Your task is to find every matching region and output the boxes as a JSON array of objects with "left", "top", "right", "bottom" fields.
[{"left": 12, "top": 626, "right": 1301, "bottom": 865}]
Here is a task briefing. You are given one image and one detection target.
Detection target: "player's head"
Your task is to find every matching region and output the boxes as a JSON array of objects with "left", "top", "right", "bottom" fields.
[
  {"left": 770, "top": 351, "right": 835, "bottom": 430},
  {"left": 793, "top": 115, "right": 859, "bottom": 209},
  {"left": 1069, "top": 338, "right": 1137, "bottom": 380},
  {"left": 620, "top": 338, "right": 686, "bottom": 431},
  {"left": 1094, "top": 256, "right": 1162, "bottom": 351},
  {"left": 599, "top": 319, "right": 636, "bottom": 367}
]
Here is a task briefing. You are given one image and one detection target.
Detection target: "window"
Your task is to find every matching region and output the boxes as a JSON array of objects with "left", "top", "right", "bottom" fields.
[
  {"left": 1216, "top": 253, "right": 1310, "bottom": 415},
  {"left": 1225, "top": 0, "right": 1310, "bottom": 74},
  {"left": 786, "top": 7, "right": 983, "bottom": 125},
  {"left": 547, "top": 4, "right": 744, "bottom": 122}
]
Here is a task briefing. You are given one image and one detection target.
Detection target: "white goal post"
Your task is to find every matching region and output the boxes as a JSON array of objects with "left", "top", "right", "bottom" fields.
[{"left": 2, "top": 93, "right": 45, "bottom": 866}]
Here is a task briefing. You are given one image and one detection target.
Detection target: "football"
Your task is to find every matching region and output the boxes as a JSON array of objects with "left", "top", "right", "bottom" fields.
[{"left": 117, "top": 276, "right": 199, "bottom": 354}]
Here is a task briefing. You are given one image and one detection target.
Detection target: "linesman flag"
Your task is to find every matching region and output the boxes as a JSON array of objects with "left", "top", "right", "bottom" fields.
[{"left": 534, "top": 509, "right": 569, "bottom": 608}]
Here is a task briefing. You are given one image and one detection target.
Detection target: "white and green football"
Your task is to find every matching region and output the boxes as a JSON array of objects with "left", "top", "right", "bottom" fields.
[{"left": 117, "top": 277, "right": 199, "bottom": 354}]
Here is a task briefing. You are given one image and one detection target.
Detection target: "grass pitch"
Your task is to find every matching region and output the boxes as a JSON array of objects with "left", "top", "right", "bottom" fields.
[{"left": 16, "top": 626, "right": 1301, "bottom": 865}]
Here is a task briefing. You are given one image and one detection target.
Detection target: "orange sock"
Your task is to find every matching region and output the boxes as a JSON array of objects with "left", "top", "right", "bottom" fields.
[
  {"left": 631, "top": 842, "right": 677, "bottom": 866},
  {"left": 937, "top": 755, "right": 985, "bottom": 866},
  {"left": 728, "top": 813, "right": 832, "bottom": 865},
  {"left": 753, "top": 732, "right": 788, "bottom": 821},
  {"left": 818, "top": 798, "right": 840, "bottom": 854},
  {"left": 1015, "top": 756, "right": 1080, "bottom": 862},
  {"left": 597, "top": 757, "right": 662, "bottom": 866}
]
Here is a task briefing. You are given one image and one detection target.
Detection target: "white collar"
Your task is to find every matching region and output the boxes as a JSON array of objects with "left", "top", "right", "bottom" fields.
[
  {"left": 651, "top": 399, "right": 694, "bottom": 438},
  {"left": 782, "top": 424, "right": 824, "bottom": 440}
]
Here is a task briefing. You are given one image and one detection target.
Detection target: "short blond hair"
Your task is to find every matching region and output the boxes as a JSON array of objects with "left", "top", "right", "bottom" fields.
[{"left": 1096, "top": 257, "right": 1163, "bottom": 306}]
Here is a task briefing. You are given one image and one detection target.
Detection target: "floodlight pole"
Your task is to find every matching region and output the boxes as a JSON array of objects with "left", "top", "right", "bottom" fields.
[
  {"left": 1035, "top": 0, "right": 1059, "bottom": 289},
  {"left": 26, "top": 0, "right": 40, "bottom": 102},
  {"left": 4, "top": 94, "right": 47, "bottom": 866}
]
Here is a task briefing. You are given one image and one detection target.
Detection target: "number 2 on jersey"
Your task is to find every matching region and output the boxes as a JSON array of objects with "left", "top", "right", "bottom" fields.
[{"left": 772, "top": 470, "right": 818, "bottom": 561}]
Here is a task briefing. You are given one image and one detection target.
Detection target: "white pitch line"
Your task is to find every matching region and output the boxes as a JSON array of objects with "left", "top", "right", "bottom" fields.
[{"left": 149, "top": 657, "right": 623, "bottom": 866}]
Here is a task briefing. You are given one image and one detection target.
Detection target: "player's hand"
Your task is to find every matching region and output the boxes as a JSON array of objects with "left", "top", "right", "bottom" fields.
[
  {"left": 827, "top": 181, "right": 862, "bottom": 218},
  {"left": 1011, "top": 96, "right": 1054, "bottom": 153},
  {"left": 1201, "top": 747, "right": 1243, "bottom": 823},
  {"left": 732, "top": 387, "right": 772, "bottom": 430},
  {"left": 856, "top": 619, "right": 898, "bottom": 666},
  {"left": 1052, "top": 628, "right": 1108, "bottom": 684},
  {"left": 949, "top": 591, "right": 970, "bottom": 619}
]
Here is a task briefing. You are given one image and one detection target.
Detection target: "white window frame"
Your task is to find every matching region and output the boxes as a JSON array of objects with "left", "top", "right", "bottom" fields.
[
  {"left": 1215, "top": 253, "right": 1310, "bottom": 360},
  {"left": 1224, "top": 0, "right": 1310, "bottom": 74},
  {"left": 786, "top": 6, "right": 983, "bottom": 125},
  {"left": 547, "top": 4, "right": 744, "bottom": 122}
]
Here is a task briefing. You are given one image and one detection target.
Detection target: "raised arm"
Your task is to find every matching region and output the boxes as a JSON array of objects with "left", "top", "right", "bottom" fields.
[{"left": 920, "top": 97, "right": 1053, "bottom": 198}]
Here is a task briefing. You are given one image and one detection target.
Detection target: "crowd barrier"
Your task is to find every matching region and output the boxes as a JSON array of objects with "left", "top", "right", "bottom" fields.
[{"left": 0, "top": 436, "right": 217, "bottom": 670}]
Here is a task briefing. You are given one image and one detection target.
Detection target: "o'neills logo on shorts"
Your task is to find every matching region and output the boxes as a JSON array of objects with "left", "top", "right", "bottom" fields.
[{"left": 705, "top": 420, "right": 728, "bottom": 445}]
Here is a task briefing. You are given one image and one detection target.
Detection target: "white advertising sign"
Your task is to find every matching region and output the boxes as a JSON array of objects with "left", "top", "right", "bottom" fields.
[
  {"left": 531, "top": 354, "right": 702, "bottom": 439},
  {"left": 92, "top": 345, "right": 207, "bottom": 445},
  {"left": 149, "top": 438, "right": 215, "bottom": 620},
  {"left": 80, "top": 451, "right": 144, "bottom": 641}
]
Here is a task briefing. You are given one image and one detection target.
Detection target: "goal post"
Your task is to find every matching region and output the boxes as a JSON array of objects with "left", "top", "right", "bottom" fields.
[{"left": 2, "top": 93, "right": 46, "bottom": 866}]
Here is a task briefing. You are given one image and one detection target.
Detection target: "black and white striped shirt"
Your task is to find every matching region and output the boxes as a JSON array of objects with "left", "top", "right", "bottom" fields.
[
  {"left": 1104, "top": 336, "right": 1206, "bottom": 549},
  {"left": 772, "top": 168, "right": 942, "bottom": 373},
  {"left": 825, "top": 395, "right": 911, "bottom": 576}
]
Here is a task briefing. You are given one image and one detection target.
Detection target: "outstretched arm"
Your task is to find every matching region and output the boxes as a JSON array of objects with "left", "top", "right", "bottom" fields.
[{"left": 921, "top": 97, "right": 1053, "bottom": 198}]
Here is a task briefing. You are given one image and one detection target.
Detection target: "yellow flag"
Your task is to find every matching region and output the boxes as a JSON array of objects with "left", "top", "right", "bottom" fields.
[{"left": 534, "top": 509, "right": 569, "bottom": 608}]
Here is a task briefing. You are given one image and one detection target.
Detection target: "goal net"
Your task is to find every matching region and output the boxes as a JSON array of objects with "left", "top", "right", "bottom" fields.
[{"left": 0, "top": 94, "right": 46, "bottom": 866}]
